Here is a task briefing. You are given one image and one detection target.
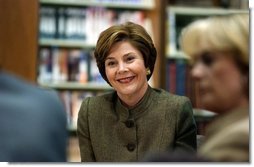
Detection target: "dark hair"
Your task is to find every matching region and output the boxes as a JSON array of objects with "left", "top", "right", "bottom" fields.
[{"left": 94, "top": 21, "right": 157, "bottom": 84}]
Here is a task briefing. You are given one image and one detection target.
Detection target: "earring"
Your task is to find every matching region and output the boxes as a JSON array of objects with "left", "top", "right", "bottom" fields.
[{"left": 146, "top": 68, "right": 151, "bottom": 75}]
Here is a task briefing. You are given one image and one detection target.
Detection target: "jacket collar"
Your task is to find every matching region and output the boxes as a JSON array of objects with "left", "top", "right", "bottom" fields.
[{"left": 115, "top": 85, "right": 153, "bottom": 122}]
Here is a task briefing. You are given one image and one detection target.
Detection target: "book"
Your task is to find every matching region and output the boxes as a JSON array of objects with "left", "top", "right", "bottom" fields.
[
  {"left": 38, "top": 48, "right": 52, "bottom": 83},
  {"left": 167, "top": 59, "right": 176, "bottom": 94},
  {"left": 39, "top": 7, "right": 56, "bottom": 39},
  {"left": 176, "top": 59, "right": 186, "bottom": 96},
  {"left": 78, "top": 51, "right": 89, "bottom": 83}
]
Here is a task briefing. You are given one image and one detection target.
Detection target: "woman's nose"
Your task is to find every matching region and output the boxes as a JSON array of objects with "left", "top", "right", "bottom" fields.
[
  {"left": 191, "top": 63, "right": 205, "bottom": 80},
  {"left": 117, "top": 62, "right": 128, "bottom": 74}
]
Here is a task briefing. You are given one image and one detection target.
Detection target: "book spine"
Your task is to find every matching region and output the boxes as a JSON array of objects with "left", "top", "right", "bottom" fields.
[
  {"left": 168, "top": 59, "right": 176, "bottom": 94},
  {"left": 176, "top": 59, "right": 186, "bottom": 96}
]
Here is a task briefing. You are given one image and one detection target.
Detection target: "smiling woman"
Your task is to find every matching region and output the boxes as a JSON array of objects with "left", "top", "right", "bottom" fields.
[
  {"left": 77, "top": 21, "right": 197, "bottom": 162},
  {"left": 104, "top": 41, "right": 148, "bottom": 107}
]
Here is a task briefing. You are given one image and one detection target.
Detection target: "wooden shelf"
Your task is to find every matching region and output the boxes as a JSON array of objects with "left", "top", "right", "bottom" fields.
[
  {"left": 167, "top": 6, "right": 248, "bottom": 15},
  {"left": 39, "top": 39, "right": 96, "bottom": 48},
  {"left": 40, "top": 0, "right": 155, "bottom": 9},
  {"left": 166, "top": 50, "right": 190, "bottom": 59},
  {"left": 39, "top": 81, "right": 113, "bottom": 91}
]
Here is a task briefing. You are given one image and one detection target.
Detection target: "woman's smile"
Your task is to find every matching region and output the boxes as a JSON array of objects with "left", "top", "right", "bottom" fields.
[{"left": 117, "top": 76, "right": 135, "bottom": 84}]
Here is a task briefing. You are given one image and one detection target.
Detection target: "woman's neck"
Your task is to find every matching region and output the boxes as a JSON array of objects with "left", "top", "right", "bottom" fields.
[
  {"left": 118, "top": 84, "right": 149, "bottom": 109},
  {"left": 216, "top": 96, "right": 249, "bottom": 114}
]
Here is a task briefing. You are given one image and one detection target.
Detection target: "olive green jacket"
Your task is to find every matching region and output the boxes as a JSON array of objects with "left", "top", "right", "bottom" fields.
[{"left": 77, "top": 86, "right": 197, "bottom": 162}]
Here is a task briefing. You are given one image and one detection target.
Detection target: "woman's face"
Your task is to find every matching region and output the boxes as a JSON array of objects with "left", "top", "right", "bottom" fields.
[
  {"left": 105, "top": 41, "right": 148, "bottom": 100},
  {"left": 191, "top": 51, "right": 247, "bottom": 113}
]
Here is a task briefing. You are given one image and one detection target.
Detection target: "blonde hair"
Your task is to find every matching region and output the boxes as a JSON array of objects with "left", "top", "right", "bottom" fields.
[
  {"left": 179, "top": 13, "right": 249, "bottom": 66},
  {"left": 180, "top": 13, "right": 249, "bottom": 97}
]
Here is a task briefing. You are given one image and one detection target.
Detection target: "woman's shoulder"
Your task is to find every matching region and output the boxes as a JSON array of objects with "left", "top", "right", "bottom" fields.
[
  {"left": 79, "top": 91, "right": 116, "bottom": 117},
  {"left": 152, "top": 88, "right": 190, "bottom": 102},
  {"left": 83, "top": 90, "right": 116, "bottom": 104}
]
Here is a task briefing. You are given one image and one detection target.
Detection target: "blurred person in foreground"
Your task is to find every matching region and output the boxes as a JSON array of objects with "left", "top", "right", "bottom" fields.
[
  {"left": 179, "top": 13, "right": 249, "bottom": 162},
  {"left": 0, "top": 57, "right": 68, "bottom": 162},
  {"left": 77, "top": 21, "right": 197, "bottom": 162}
]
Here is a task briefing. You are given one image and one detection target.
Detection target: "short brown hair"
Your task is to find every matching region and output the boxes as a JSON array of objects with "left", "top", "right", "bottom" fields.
[{"left": 94, "top": 22, "right": 157, "bottom": 84}]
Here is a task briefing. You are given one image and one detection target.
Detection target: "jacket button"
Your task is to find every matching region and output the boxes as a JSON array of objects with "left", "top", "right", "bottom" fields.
[
  {"left": 125, "top": 119, "right": 135, "bottom": 128},
  {"left": 127, "top": 143, "right": 136, "bottom": 152}
]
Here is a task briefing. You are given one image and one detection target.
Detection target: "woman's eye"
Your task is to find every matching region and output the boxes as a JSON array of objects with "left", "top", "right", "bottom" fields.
[
  {"left": 106, "top": 61, "right": 116, "bottom": 67},
  {"left": 200, "top": 52, "right": 215, "bottom": 66},
  {"left": 126, "top": 56, "right": 134, "bottom": 62}
]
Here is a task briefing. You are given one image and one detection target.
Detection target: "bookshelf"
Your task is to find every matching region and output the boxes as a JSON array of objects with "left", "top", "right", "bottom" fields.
[
  {"left": 166, "top": 6, "right": 248, "bottom": 58},
  {"left": 37, "top": 0, "right": 165, "bottom": 131}
]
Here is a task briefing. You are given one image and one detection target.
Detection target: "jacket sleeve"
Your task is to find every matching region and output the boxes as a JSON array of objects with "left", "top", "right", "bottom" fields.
[
  {"left": 77, "top": 97, "right": 96, "bottom": 162},
  {"left": 175, "top": 97, "right": 197, "bottom": 152}
]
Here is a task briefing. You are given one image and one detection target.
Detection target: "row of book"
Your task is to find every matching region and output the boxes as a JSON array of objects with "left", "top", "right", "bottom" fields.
[
  {"left": 39, "top": 6, "right": 151, "bottom": 44},
  {"left": 165, "top": 58, "right": 201, "bottom": 108},
  {"left": 38, "top": 47, "right": 106, "bottom": 84}
]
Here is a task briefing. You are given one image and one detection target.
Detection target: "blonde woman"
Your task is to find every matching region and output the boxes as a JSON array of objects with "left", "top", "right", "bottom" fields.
[{"left": 180, "top": 13, "right": 249, "bottom": 162}]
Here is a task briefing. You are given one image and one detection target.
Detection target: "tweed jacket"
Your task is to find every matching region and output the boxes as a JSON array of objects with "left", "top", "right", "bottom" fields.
[
  {"left": 77, "top": 86, "right": 197, "bottom": 162},
  {"left": 199, "top": 108, "right": 249, "bottom": 162}
]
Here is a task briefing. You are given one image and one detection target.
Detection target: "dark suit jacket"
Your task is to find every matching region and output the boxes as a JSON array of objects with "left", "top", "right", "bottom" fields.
[
  {"left": 77, "top": 86, "right": 197, "bottom": 162},
  {"left": 0, "top": 71, "right": 68, "bottom": 162}
]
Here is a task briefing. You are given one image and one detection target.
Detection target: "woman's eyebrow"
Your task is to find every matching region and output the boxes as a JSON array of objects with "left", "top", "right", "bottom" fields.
[
  {"left": 123, "top": 52, "right": 136, "bottom": 57},
  {"left": 106, "top": 52, "right": 136, "bottom": 60},
  {"left": 105, "top": 57, "right": 115, "bottom": 61}
]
